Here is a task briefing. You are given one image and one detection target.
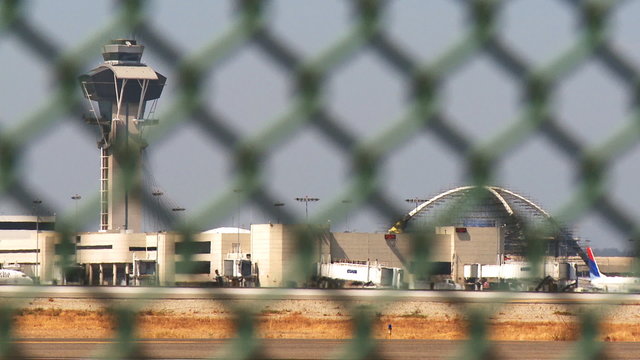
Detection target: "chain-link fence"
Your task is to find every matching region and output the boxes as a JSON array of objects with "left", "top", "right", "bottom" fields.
[{"left": 1, "top": 0, "right": 640, "bottom": 358}]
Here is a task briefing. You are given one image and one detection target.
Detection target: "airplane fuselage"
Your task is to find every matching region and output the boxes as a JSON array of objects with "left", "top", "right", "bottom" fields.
[{"left": 0, "top": 269, "right": 33, "bottom": 285}]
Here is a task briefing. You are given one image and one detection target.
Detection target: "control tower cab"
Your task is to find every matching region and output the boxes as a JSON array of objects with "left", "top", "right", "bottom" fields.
[{"left": 79, "top": 39, "right": 166, "bottom": 232}]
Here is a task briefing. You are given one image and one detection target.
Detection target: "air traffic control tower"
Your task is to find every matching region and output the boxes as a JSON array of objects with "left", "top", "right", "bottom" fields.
[{"left": 80, "top": 39, "right": 166, "bottom": 232}]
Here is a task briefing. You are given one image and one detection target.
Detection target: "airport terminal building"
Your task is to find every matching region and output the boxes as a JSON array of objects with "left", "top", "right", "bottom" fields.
[
  {"left": 0, "top": 220, "right": 503, "bottom": 287},
  {"left": 0, "top": 186, "right": 591, "bottom": 288}
]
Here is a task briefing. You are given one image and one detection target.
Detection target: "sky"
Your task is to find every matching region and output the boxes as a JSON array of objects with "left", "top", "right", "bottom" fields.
[{"left": 0, "top": 0, "right": 639, "bottom": 250}]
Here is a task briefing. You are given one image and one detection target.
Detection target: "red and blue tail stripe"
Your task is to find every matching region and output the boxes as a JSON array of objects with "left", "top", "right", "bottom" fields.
[{"left": 586, "top": 247, "right": 602, "bottom": 279}]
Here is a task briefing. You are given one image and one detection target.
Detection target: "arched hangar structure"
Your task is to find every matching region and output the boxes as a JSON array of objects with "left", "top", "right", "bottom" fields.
[{"left": 388, "top": 186, "right": 588, "bottom": 264}]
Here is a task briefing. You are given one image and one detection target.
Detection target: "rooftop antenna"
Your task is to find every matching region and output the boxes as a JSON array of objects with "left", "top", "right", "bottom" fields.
[{"left": 79, "top": 39, "right": 166, "bottom": 232}]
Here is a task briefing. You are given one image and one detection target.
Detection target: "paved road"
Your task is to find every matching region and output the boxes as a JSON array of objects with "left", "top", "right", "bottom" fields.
[{"left": 11, "top": 339, "right": 640, "bottom": 359}]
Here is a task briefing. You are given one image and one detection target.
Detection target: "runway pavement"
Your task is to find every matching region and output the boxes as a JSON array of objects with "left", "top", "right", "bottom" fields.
[
  {"left": 1, "top": 286, "right": 640, "bottom": 304},
  {"left": 11, "top": 339, "right": 640, "bottom": 359}
]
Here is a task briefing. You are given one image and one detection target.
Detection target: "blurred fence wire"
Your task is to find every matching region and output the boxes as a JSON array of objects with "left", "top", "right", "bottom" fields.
[{"left": 1, "top": 0, "right": 640, "bottom": 359}]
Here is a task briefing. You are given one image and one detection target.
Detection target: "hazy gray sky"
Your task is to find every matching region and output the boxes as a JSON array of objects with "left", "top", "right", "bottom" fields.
[{"left": 1, "top": 0, "right": 639, "bottom": 250}]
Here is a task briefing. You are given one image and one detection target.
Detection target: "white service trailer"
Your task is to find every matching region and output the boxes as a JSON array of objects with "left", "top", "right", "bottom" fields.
[
  {"left": 463, "top": 261, "right": 578, "bottom": 291},
  {"left": 318, "top": 262, "right": 403, "bottom": 288},
  {"left": 464, "top": 262, "right": 533, "bottom": 279},
  {"left": 464, "top": 262, "right": 577, "bottom": 280}
]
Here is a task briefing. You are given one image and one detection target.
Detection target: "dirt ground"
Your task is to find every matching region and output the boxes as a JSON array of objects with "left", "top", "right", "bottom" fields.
[{"left": 5, "top": 297, "right": 640, "bottom": 341}]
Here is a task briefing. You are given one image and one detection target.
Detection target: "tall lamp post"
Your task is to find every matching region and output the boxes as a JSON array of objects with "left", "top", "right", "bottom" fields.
[
  {"left": 33, "top": 200, "right": 42, "bottom": 283},
  {"left": 71, "top": 194, "right": 81, "bottom": 214},
  {"left": 405, "top": 197, "right": 427, "bottom": 212},
  {"left": 295, "top": 196, "right": 319, "bottom": 222},
  {"left": 342, "top": 199, "right": 352, "bottom": 232},
  {"left": 171, "top": 206, "right": 185, "bottom": 224},
  {"left": 233, "top": 189, "right": 243, "bottom": 245},
  {"left": 150, "top": 190, "right": 164, "bottom": 284},
  {"left": 152, "top": 190, "right": 164, "bottom": 232},
  {"left": 274, "top": 202, "right": 285, "bottom": 224},
  {"left": 171, "top": 207, "right": 185, "bottom": 229},
  {"left": 71, "top": 194, "right": 81, "bottom": 266},
  {"left": 405, "top": 197, "right": 427, "bottom": 229}
]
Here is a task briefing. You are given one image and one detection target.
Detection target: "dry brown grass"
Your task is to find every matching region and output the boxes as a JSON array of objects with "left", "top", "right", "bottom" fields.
[
  {"left": 373, "top": 316, "right": 467, "bottom": 340},
  {"left": 259, "top": 313, "right": 351, "bottom": 339},
  {"left": 15, "top": 309, "right": 114, "bottom": 338},
  {"left": 10, "top": 309, "right": 640, "bottom": 342},
  {"left": 137, "top": 312, "right": 235, "bottom": 339},
  {"left": 489, "top": 321, "right": 579, "bottom": 341},
  {"left": 601, "top": 323, "right": 640, "bottom": 342}
]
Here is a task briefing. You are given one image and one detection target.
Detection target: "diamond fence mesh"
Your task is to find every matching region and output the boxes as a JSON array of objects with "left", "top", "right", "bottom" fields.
[{"left": 1, "top": 0, "right": 640, "bottom": 358}]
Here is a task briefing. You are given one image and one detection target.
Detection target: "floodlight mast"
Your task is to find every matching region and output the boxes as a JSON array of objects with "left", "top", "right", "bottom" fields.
[
  {"left": 295, "top": 196, "right": 319, "bottom": 222},
  {"left": 405, "top": 197, "right": 428, "bottom": 212},
  {"left": 79, "top": 39, "right": 166, "bottom": 232}
]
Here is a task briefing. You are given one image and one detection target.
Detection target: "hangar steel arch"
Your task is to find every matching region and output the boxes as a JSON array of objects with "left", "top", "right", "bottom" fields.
[{"left": 389, "top": 186, "right": 588, "bottom": 263}]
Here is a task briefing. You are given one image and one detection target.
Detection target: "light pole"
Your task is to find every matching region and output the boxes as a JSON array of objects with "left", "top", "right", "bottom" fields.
[
  {"left": 33, "top": 200, "right": 42, "bottom": 283},
  {"left": 152, "top": 190, "right": 163, "bottom": 232},
  {"left": 71, "top": 194, "right": 81, "bottom": 229},
  {"left": 342, "top": 199, "right": 352, "bottom": 232},
  {"left": 405, "top": 197, "right": 427, "bottom": 212},
  {"left": 405, "top": 197, "right": 427, "bottom": 229},
  {"left": 150, "top": 190, "right": 164, "bottom": 274},
  {"left": 170, "top": 207, "right": 185, "bottom": 231},
  {"left": 274, "top": 202, "right": 284, "bottom": 224},
  {"left": 233, "top": 189, "right": 243, "bottom": 228},
  {"left": 233, "top": 189, "right": 244, "bottom": 245},
  {"left": 71, "top": 194, "right": 81, "bottom": 266},
  {"left": 295, "top": 196, "right": 319, "bottom": 222}
]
